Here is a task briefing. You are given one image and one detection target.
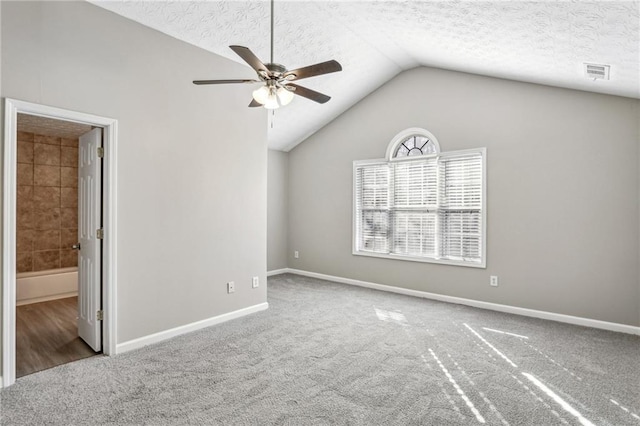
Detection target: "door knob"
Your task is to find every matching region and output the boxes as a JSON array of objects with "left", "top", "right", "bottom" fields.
[{"left": 72, "top": 243, "right": 81, "bottom": 250}]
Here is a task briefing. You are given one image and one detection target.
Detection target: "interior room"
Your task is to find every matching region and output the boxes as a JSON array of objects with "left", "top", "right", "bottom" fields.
[{"left": 1, "top": 1, "right": 638, "bottom": 425}]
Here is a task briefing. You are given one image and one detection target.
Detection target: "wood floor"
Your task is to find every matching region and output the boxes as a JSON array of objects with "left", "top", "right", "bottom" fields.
[{"left": 16, "top": 297, "right": 98, "bottom": 378}]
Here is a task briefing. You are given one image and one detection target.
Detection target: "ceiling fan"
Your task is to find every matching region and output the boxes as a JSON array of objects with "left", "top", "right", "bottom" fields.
[{"left": 193, "top": 0, "right": 342, "bottom": 110}]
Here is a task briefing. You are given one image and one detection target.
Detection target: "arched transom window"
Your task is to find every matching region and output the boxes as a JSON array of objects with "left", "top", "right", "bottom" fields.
[{"left": 386, "top": 128, "right": 441, "bottom": 160}]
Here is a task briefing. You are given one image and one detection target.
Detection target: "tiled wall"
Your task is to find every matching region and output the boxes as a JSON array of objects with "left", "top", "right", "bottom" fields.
[{"left": 16, "top": 131, "right": 79, "bottom": 273}]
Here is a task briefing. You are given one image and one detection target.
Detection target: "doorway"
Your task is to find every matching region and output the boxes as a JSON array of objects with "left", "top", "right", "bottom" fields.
[
  {"left": 2, "top": 99, "right": 118, "bottom": 388},
  {"left": 14, "top": 115, "right": 100, "bottom": 377}
]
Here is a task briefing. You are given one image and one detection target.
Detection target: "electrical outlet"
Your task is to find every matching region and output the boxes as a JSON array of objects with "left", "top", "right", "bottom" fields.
[
  {"left": 227, "top": 281, "right": 235, "bottom": 293},
  {"left": 490, "top": 276, "right": 498, "bottom": 287},
  {"left": 252, "top": 276, "right": 259, "bottom": 288},
  {"left": 294, "top": 250, "right": 299, "bottom": 259}
]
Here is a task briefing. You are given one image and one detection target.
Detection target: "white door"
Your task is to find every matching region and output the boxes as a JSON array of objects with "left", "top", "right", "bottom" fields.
[{"left": 77, "top": 128, "right": 102, "bottom": 352}]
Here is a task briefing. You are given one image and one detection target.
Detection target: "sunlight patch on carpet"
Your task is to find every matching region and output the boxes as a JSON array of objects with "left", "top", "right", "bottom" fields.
[
  {"left": 428, "top": 348, "right": 486, "bottom": 424},
  {"left": 374, "top": 307, "right": 408, "bottom": 326},
  {"left": 523, "top": 372, "right": 595, "bottom": 426},
  {"left": 482, "top": 327, "right": 529, "bottom": 339},
  {"left": 464, "top": 323, "right": 518, "bottom": 368}
]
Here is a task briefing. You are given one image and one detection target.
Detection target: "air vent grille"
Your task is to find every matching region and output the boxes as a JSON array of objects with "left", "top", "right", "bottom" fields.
[{"left": 584, "top": 63, "right": 610, "bottom": 80}]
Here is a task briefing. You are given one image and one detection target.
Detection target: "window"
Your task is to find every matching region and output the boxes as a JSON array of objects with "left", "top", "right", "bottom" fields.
[{"left": 354, "top": 128, "right": 486, "bottom": 267}]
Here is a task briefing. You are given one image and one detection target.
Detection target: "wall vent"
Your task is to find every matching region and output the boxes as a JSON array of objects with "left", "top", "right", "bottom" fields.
[{"left": 584, "top": 63, "right": 610, "bottom": 80}]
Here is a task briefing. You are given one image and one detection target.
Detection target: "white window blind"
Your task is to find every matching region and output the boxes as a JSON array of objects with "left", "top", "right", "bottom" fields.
[
  {"left": 354, "top": 149, "right": 485, "bottom": 267},
  {"left": 392, "top": 159, "right": 438, "bottom": 257},
  {"left": 439, "top": 153, "right": 483, "bottom": 262},
  {"left": 355, "top": 163, "right": 390, "bottom": 253}
]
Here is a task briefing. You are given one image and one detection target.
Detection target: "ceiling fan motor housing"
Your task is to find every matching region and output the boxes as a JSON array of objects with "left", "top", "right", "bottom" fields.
[{"left": 266, "top": 63, "right": 287, "bottom": 79}]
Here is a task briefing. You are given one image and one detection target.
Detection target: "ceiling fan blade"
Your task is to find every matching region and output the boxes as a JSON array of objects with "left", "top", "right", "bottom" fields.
[
  {"left": 288, "top": 83, "right": 331, "bottom": 104},
  {"left": 284, "top": 60, "right": 342, "bottom": 81},
  {"left": 229, "top": 45, "right": 269, "bottom": 75},
  {"left": 193, "top": 79, "right": 260, "bottom": 85},
  {"left": 249, "top": 99, "right": 262, "bottom": 107}
]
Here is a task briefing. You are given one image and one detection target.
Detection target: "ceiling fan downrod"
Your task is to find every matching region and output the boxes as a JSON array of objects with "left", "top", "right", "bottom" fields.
[{"left": 270, "top": 0, "right": 274, "bottom": 65}]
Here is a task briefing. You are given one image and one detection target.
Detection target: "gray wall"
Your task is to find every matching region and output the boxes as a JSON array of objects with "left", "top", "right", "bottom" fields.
[
  {"left": 288, "top": 67, "right": 640, "bottom": 326},
  {"left": 1, "top": 1, "right": 268, "bottom": 344},
  {"left": 267, "top": 150, "right": 289, "bottom": 271}
]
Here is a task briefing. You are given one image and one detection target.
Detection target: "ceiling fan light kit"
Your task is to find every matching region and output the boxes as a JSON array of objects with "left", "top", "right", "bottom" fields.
[
  {"left": 193, "top": 0, "right": 342, "bottom": 110},
  {"left": 252, "top": 80, "right": 294, "bottom": 109}
]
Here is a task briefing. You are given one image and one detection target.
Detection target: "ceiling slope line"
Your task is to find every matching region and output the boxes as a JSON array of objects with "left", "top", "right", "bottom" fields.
[{"left": 319, "top": 2, "right": 417, "bottom": 72}]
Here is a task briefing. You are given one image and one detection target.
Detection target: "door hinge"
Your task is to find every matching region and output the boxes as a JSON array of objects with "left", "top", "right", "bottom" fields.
[
  {"left": 96, "top": 228, "right": 104, "bottom": 239},
  {"left": 97, "top": 146, "right": 104, "bottom": 158},
  {"left": 97, "top": 310, "right": 104, "bottom": 321}
]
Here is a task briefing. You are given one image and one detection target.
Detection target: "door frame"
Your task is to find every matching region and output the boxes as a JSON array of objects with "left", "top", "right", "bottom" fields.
[{"left": 2, "top": 98, "right": 118, "bottom": 388}]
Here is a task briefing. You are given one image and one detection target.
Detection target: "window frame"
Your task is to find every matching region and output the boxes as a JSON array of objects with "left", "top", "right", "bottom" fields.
[
  {"left": 352, "top": 145, "right": 487, "bottom": 269},
  {"left": 385, "top": 127, "right": 441, "bottom": 160}
]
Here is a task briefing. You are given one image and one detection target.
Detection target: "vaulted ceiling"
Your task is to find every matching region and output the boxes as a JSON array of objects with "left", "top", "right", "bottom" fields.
[{"left": 92, "top": 1, "right": 640, "bottom": 151}]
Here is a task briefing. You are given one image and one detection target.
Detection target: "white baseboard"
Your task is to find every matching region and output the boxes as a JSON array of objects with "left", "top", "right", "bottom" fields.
[
  {"left": 281, "top": 268, "right": 640, "bottom": 336},
  {"left": 267, "top": 268, "right": 289, "bottom": 277},
  {"left": 116, "top": 302, "right": 269, "bottom": 354}
]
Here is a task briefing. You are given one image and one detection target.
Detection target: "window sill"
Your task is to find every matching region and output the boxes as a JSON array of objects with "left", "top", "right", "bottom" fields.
[{"left": 352, "top": 250, "right": 486, "bottom": 269}]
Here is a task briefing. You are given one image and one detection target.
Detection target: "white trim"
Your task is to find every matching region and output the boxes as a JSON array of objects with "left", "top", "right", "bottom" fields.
[
  {"left": 386, "top": 127, "right": 441, "bottom": 160},
  {"left": 2, "top": 98, "right": 119, "bottom": 388},
  {"left": 285, "top": 269, "right": 640, "bottom": 336},
  {"left": 116, "top": 303, "right": 269, "bottom": 354},
  {"left": 351, "top": 250, "right": 486, "bottom": 268},
  {"left": 2, "top": 100, "right": 18, "bottom": 389},
  {"left": 102, "top": 114, "right": 118, "bottom": 359},
  {"left": 267, "top": 268, "right": 289, "bottom": 277}
]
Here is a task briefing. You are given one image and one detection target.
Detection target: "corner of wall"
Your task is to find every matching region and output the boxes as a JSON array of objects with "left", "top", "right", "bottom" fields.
[
  {"left": 636, "top": 100, "right": 640, "bottom": 327},
  {"left": 267, "top": 149, "right": 290, "bottom": 272},
  {"left": 0, "top": 83, "right": 6, "bottom": 364}
]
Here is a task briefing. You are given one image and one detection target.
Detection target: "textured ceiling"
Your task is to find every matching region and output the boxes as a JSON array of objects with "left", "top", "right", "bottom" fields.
[
  {"left": 17, "top": 114, "right": 93, "bottom": 139},
  {"left": 91, "top": 1, "right": 640, "bottom": 151}
]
